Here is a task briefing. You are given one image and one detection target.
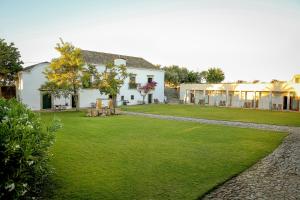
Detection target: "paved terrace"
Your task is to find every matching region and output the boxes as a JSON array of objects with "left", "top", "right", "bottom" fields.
[{"left": 123, "top": 111, "right": 300, "bottom": 200}]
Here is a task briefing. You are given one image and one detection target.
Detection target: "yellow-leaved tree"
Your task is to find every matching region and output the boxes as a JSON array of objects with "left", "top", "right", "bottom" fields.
[{"left": 44, "top": 39, "right": 84, "bottom": 110}]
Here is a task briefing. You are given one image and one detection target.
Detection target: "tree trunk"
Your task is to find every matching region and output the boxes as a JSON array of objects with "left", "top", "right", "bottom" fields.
[
  {"left": 112, "top": 95, "right": 117, "bottom": 114},
  {"left": 74, "top": 89, "right": 79, "bottom": 111},
  {"left": 142, "top": 95, "right": 146, "bottom": 104}
]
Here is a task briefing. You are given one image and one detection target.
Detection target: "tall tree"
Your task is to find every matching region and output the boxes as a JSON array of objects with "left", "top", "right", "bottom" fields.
[
  {"left": 164, "top": 65, "right": 207, "bottom": 86},
  {"left": 44, "top": 39, "right": 84, "bottom": 110},
  {"left": 94, "top": 62, "right": 127, "bottom": 110},
  {"left": 198, "top": 71, "right": 208, "bottom": 83},
  {"left": 164, "top": 66, "right": 180, "bottom": 87},
  {"left": 0, "top": 38, "right": 23, "bottom": 86},
  {"left": 205, "top": 67, "right": 225, "bottom": 83}
]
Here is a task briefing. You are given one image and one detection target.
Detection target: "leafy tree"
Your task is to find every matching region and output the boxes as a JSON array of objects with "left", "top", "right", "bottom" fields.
[
  {"left": 205, "top": 67, "right": 225, "bottom": 83},
  {"left": 94, "top": 63, "right": 127, "bottom": 110},
  {"left": 164, "top": 65, "right": 207, "bottom": 86},
  {"left": 163, "top": 65, "right": 189, "bottom": 87},
  {"left": 44, "top": 39, "right": 84, "bottom": 110},
  {"left": 198, "top": 71, "right": 208, "bottom": 83},
  {"left": 0, "top": 38, "right": 23, "bottom": 86},
  {"left": 164, "top": 66, "right": 180, "bottom": 87},
  {"left": 81, "top": 64, "right": 98, "bottom": 88},
  {"left": 138, "top": 81, "right": 157, "bottom": 104},
  {"left": 187, "top": 71, "right": 199, "bottom": 83}
]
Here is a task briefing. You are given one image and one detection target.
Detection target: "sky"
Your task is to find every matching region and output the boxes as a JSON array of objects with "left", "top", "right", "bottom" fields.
[{"left": 1, "top": 0, "right": 300, "bottom": 82}]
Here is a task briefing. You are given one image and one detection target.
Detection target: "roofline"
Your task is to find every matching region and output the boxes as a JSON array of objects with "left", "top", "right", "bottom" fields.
[
  {"left": 86, "top": 62, "right": 163, "bottom": 72},
  {"left": 81, "top": 50, "right": 158, "bottom": 69},
  {"left": 22, "top": 62, "right": 50, "bottom": 71},
  {"left": 81, "top": 50, "right": 144, "bottom": 60}
]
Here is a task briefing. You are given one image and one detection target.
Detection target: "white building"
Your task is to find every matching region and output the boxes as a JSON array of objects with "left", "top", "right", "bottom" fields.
[
  {"left": 17, "top": 50, "right": 165, "bottom": 110},
  {"left": 180, "top": 75, "right": 300, "bottom": 111}
]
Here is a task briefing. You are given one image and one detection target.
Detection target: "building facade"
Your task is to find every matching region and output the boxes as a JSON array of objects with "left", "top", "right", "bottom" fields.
[
  {"left": 180, "top": 75, "right": 300, "bottom": 111},
  {"left": 17, "top": 50, "right": 165, "bottom": 110}
]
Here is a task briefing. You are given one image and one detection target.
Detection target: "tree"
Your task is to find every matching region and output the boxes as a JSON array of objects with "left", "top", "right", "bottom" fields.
[
  {"left": 81, "top": 64, "right": 98, "bottom": 88},
  {"left": 163, "top": 65, "right": 189, "bottom": 87},
  {"left": 187, "top": 71, "right": 199, "bottom": 83},
  {"left": 0, "top": 38, "right": 23, "bottom": 86},
  {"left": 94, "top": 62, "right": 127, "bottom": 110},
  {"left": 198, "top": 71, "right": 208, "bottom": 83},
  {"left": 164, "top": 65, "right": 207, "bottom": 86},
  {"left": 164, "top": 66, "right": 180, "bottom": 87},
  {"left": 138, "top": 81, "right": 157, "bottom": 104},
  {"left": 205, "top": 67, "right": 225, "bottom": 83},
  {"left": 44, "top": 39, "right": 84, "bottom": 110}
]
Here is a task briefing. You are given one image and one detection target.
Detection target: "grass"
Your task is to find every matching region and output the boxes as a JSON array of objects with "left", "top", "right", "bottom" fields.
[
  {"left": 41, "top": 111, "right": 286, "bottom": 200},
  {"left": 122, "top": 104, "right": 300, "bottom": 126}
]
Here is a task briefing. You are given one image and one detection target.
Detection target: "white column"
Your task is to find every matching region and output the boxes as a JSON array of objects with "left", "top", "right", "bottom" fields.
[
  {"left": 226, "top": 89, "right": 229, "bottom": 106},
  {"left": 193, "top": 90, "right": 196, "bottom": 104},
  {"left": 253, "top": 91, "right": 256, "bottom": 108},
  {"left": 185, "top": 90, "right": 188, "bottom": 103},
  {"left": 203, "top": 89, "right": 206, "bottom": 105},
  {"left": 259, "top": 92, "right": 262, "bottom": 109},
  {"left": 287, "top": 92, "right": 290, "bottom": 110},
  {"left": 269, "top": 91, "right": 272, "bottom": 110},
  {"left": 240, "top": 90, "right": 242, "bottom": 107}
]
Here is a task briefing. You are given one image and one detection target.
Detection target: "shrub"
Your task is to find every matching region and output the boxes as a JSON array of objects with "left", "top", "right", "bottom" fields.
[{"left": 0, "top": 98, "right": 62, "bottom": 199}]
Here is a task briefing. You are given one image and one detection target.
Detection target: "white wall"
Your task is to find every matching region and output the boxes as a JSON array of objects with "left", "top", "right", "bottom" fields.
[
  {"left": 18, "top": 63, "right": 49, "bottom": 110},
  {"left": 18, "top": 63, "right": 165, "bottom": 110},
  {"left": 118, "top": 67, "right": 165, "bottom": 105}
]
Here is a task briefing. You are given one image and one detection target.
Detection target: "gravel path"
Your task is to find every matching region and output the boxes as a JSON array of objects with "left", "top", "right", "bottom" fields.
[{"left": 123, "top": 111, "right": 300, "bottom": 200}]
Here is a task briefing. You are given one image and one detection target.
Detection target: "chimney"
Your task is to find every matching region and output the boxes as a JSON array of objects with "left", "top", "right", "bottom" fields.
[{"left": 114, "top": 58, "right": 126, "bottom": 66}]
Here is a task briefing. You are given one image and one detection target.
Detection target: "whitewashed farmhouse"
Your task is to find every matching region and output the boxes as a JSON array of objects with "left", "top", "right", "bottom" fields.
[
  {"left": 180, "top": 75, "right": 300, "bottom": 111},
  {"left": 17, "top": 50, "right": 165, "bottom": 110}
]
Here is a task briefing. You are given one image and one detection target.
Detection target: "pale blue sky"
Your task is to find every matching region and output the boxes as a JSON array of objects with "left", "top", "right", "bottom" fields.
[{"left": 1, "top": 0, "right": 300, "bottom": 82}]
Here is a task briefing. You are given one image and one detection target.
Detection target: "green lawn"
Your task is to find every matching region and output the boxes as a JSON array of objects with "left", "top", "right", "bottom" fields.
[
  {"left": 41, "top": 112, "right": 286, "bottom": 200},
  {"left": 122, "top": 104, "right": 300, "bottom": 126}
]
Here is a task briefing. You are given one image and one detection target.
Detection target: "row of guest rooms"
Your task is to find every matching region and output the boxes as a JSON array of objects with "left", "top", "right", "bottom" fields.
[{"left": 180, "top": 77, "right": 300, "bottom": 111}]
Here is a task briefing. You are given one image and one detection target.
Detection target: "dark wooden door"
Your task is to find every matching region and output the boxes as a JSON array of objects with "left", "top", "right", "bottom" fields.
[
  {"left": 283, "top": 96, "right": 287, "bottom": 110},
  {"left": 148, "top": 94, "right": 153, "bottom": 104},
  {"left": 71, "top": 95, "right": 77, "bottom": 108},
  {"left": 190, "top": 93, "right": 195, "bottom": 103},
  {"left": 42, "top": 94, "right": 52, "bottom": 109}
]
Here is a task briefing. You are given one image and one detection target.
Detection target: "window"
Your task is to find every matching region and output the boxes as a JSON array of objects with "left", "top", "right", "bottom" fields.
[
  {"left": 129, "top": 74, "right": 137, "bottom": 89},
  {"left": 147, "top": 75, "right": 154, "bottom": 83},
  {"left": 131, "top": 95, "right": 134, "bottom": 100},
  {"left": 130, "top": 75, "right": 136, "bottom": 83},
  {"left": 121, "top": 96, "right": 124, "bottom": 101}
]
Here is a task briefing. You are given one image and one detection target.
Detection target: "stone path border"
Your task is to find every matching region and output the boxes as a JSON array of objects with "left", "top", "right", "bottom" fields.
[{"left": 123, "top": 111, "right": 300, "bottom": 200}]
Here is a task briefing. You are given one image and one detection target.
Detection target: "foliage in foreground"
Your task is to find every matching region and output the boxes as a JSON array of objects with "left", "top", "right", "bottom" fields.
[{"left": 0, "top": 98, "right": 62, "bottom": 199}]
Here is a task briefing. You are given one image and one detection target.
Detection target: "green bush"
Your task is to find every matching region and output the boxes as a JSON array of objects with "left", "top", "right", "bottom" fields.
[{"left": 0, "top": 98, "right": 62, "bottom": 199}]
